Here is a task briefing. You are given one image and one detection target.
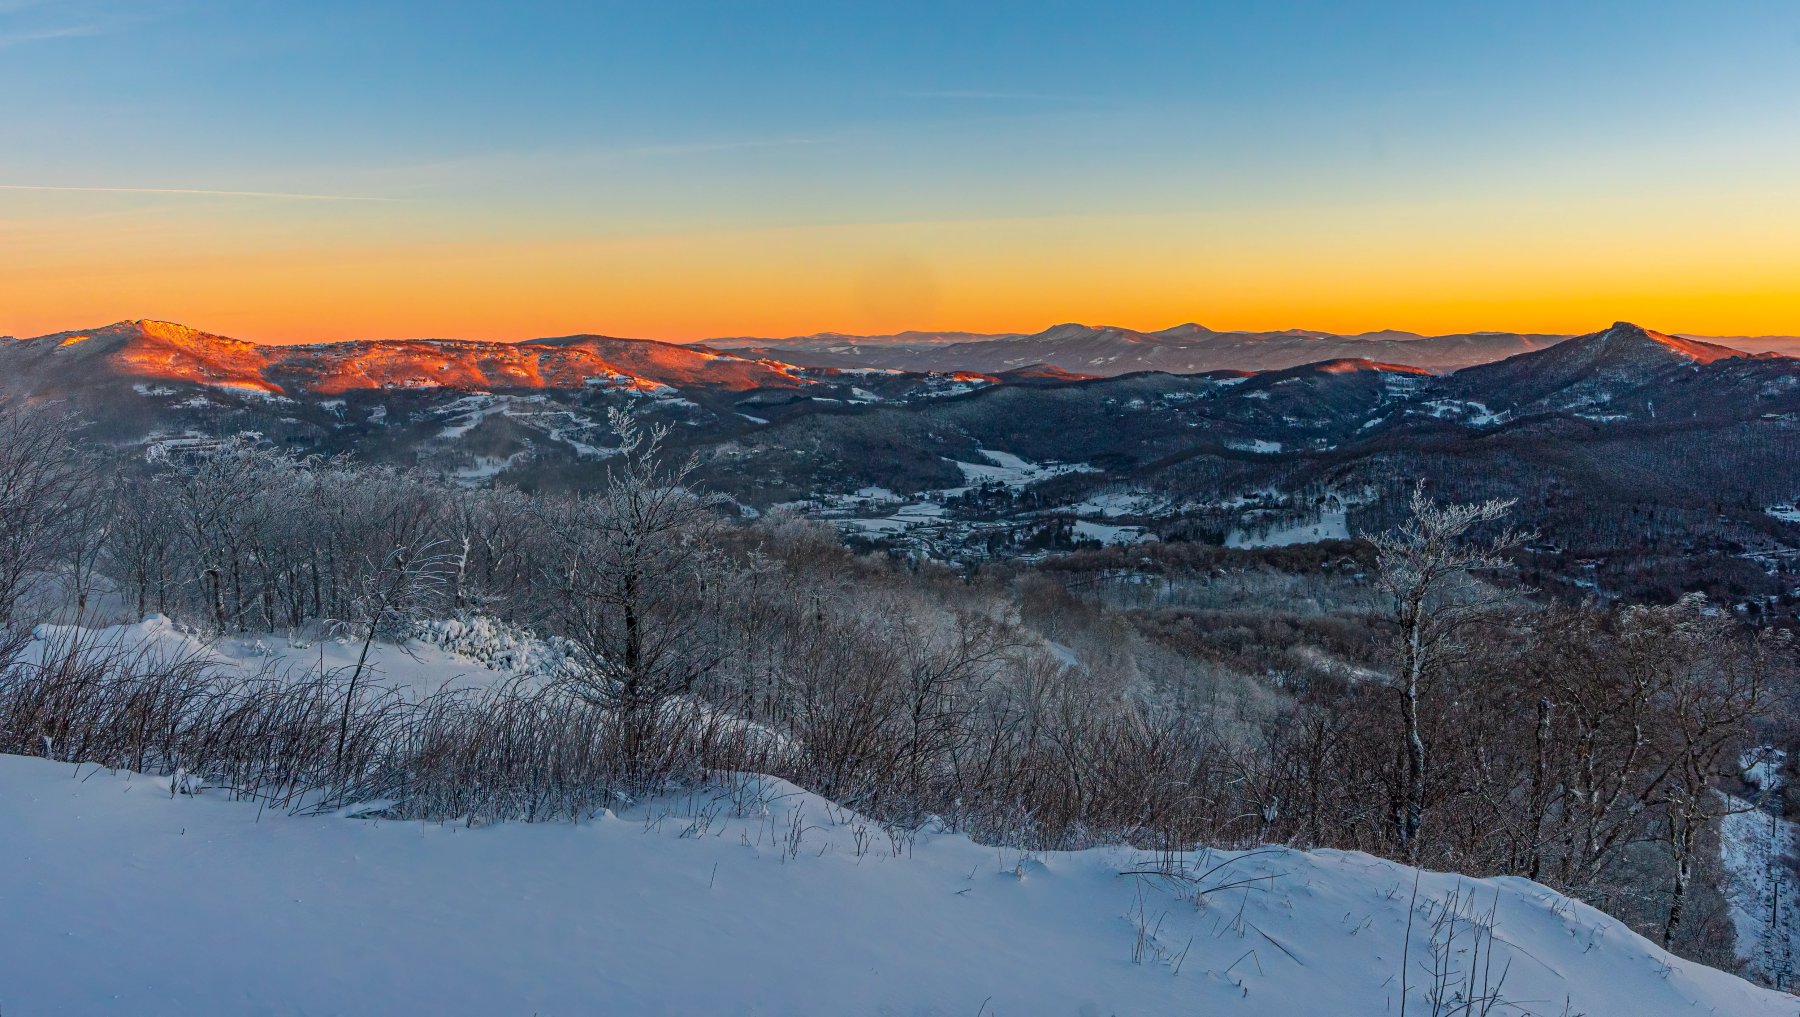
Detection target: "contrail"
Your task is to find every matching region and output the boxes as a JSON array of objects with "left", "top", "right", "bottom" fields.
[{"left": 0, "top": 184, "right": 398, "bottom": 202}]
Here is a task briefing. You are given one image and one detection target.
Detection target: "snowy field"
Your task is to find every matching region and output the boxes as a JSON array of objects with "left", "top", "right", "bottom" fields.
[
  {"left": 1226, "top": 509, "right": 1351, "bottom": 548},
  {"left": 948, "top": 449, "right": 1098, "bottom": 490},
  {"left": 1, "top": 753, "right": 1792, "bottom": 1016}
]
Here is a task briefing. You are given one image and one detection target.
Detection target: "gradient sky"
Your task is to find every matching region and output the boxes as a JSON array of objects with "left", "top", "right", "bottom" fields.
[{"left": 4, "top": 1, "right": 1800, "bottom": 343}]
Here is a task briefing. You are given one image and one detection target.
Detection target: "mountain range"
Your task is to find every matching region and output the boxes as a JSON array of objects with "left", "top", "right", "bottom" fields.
[
  {"left": 712, "top": 323, "right": 1574, "bottom": 375},
  {"left": 3, "top": 317, "right": 1798, "bottom": 604},
  {"left": 715, "top": 323, "right": 1800, "bottom": 375},
  {"left": 9, "top": 320, "right": 1799, "bottom": 394}
]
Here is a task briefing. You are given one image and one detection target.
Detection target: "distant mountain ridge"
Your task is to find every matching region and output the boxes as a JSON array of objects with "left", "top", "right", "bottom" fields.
[
  {"left": 5, "top": 319, "right": 1793, "bottom": 383},
  {"left": 2, "top": 319, "right": 1790, "bottom": 409},
  {"left": 0, "top": 319, "right": 816, "bottom": 397},
  {"left": 718, "top": 322, "right": 1573, "bottom": 376}
]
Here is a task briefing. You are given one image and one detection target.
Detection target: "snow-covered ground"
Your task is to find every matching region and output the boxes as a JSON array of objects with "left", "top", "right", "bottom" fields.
[
  {"left": 0, "top": 754, "right": 1790, "bottom": 1017},
  {"left": 20, "top": 615, "right": 554, "bottom": 696},
  {"left": 1226, "top": 509, "right": 1351, "bottom": 549},
  {"left": 1225, "top": 438, "right": 1282, "bottom": 454},
  {"left": 948, "top": 449, "right": 1098, "bottom": 490},
  {"left": 1416, "top": 399, "right": 1507, "bottom": 427},
  {"left": 1074, "top": 520, "right": 1154, "bottom": 546},
  {"left": 1723, "top": 748, "right": 1800, "bottom": 990},
  {"left": 783, "top": 452, "right": 1104, "bottom": 548},
  {"left": 1069, "top": 489, "right": 1169, "bottom": 518}
]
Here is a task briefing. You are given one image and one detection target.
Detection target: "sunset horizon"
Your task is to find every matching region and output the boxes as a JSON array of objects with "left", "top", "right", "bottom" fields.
[
  {"left": 7, "top": 311, "right": 1799, "bottom": 348},
  {"left": 7, "top": 3, "right": 1800, "bottom": 345}
]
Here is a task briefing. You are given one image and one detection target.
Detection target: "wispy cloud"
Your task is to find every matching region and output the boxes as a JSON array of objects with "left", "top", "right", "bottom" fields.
[
  {"left": 0, "top": 22, "right": 104, "bottom": 47},
  {"left": 0, "top": 1, "right": 173, "bottom": 49},
  {"left": 0, "top": 184, "right": 400, "bottom": 202}
]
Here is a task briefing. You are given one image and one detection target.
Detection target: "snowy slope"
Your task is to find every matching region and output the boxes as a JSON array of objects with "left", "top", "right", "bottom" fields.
[
  {"left": 1725, "top": 800, "right": 1800, "bottom": 989},
  {"left": 1724, "top": 750, "right": 1800, "bottom": 989},
  {"left": 1, "top": 755, "right": 1791, "bottom": 1017},
  {"left": 20, "top": 615, "right": 552, "bottom": 696}
]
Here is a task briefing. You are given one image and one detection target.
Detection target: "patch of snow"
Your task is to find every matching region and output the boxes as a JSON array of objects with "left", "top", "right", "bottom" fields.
[
  {"left": 1073, "top": 520, "right": 1153, "bottom": 546},
  {"left": 1226, "top": 439, "right": 1282, "bottom": 454},
  {"left": 435, "top": 393, "right": 509, "bottom": 439},
  {"left": 211, "top": 381, "right": 294, "bottom": 403},
  {"left": 949, "top": 449, "right": 1098, "bottom": 490},
  {"left": 1417, "top": 399, "right": 1506, "bottom": 427},
  {"left": 452, "top": 453, "right": 529, "bottom": 484},
  {"left": 20, "top": 616, "right": 533, "bottom": 697},
  {"left": 141, "top": 430, "right": 229, "bottom": 460},
  {"left": 1070, "top": 489, "right": 1166, "bottom": 518},
  {"left": 1226, "top": 510, "right": 1351, "bottom": 548}
]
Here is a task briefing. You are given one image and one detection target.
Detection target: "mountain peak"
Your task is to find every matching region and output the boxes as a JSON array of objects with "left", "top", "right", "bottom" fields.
[
  {"left": 1582, "top": 322, "right": 1740, "bottom": 364},
  {"left": 1444, "top": 321, "right": 1757, "bottom": 414}
]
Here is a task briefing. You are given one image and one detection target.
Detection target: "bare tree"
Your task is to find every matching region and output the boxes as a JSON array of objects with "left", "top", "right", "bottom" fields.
[
  {"left": 546, "top": 410, "right": 728, "bottom": 771},
  {"left": 1370, "top": 484, "right": 1527, "bottom": 862},
  {"left": 0, "top": 400, "right": 93, "bottom": 661},
  {"left": 105, "top": 473, "right": 180, "bottom": 619},
  {"left": 1619, "top": 595, "right": 1785, "bottom": 947}
]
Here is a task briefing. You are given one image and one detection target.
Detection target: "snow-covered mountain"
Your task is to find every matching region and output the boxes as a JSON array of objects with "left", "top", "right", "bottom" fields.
[
  {"left": 1445, "top": 321, "right": 1783, "bottom": 418},
  {"left": 0, "top": 319, "right": 817, "bottom": 397}
]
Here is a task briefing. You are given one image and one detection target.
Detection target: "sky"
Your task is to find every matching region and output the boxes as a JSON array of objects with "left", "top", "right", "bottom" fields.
[{"left": 3, "top": 0, "right": 1799, "bottom": 343}]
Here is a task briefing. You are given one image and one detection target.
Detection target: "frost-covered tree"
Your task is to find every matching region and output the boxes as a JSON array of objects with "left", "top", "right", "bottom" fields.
[
  {"left": 1370, "top": 483, "right": 1526, "bottom": 862},
  {"left": 546, "top": 410, "right": 728, "bottom": 768},
  {"left": 0, "top": 400, "right": 93, "bottom": 660}
]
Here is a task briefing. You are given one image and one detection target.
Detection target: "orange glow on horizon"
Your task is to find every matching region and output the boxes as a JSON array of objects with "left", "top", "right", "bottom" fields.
[{"left": 5, "top": 203, "right": 1799, "bottom": 344}]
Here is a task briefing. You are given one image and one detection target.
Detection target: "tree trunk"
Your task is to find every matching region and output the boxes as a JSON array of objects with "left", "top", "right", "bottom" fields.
[
  {"left": 1399, "top": 592, "right": 1427, "bottom": 863},
  {"left": 1526, "top": 697, "right": 1553, "bottom": 880},
  {"left": 1662, "top": 817, "right": 1697, "bottom": 948}
]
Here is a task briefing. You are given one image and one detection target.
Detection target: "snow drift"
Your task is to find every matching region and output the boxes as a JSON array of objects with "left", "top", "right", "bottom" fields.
[{"left": 0, "top": 754, "right": 1790, "bottom": 1016}]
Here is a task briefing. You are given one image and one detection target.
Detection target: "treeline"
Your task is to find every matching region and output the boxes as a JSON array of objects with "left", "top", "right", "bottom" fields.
[{"left": 0, "top": 400, "right": 1790, "bottom": 970}]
